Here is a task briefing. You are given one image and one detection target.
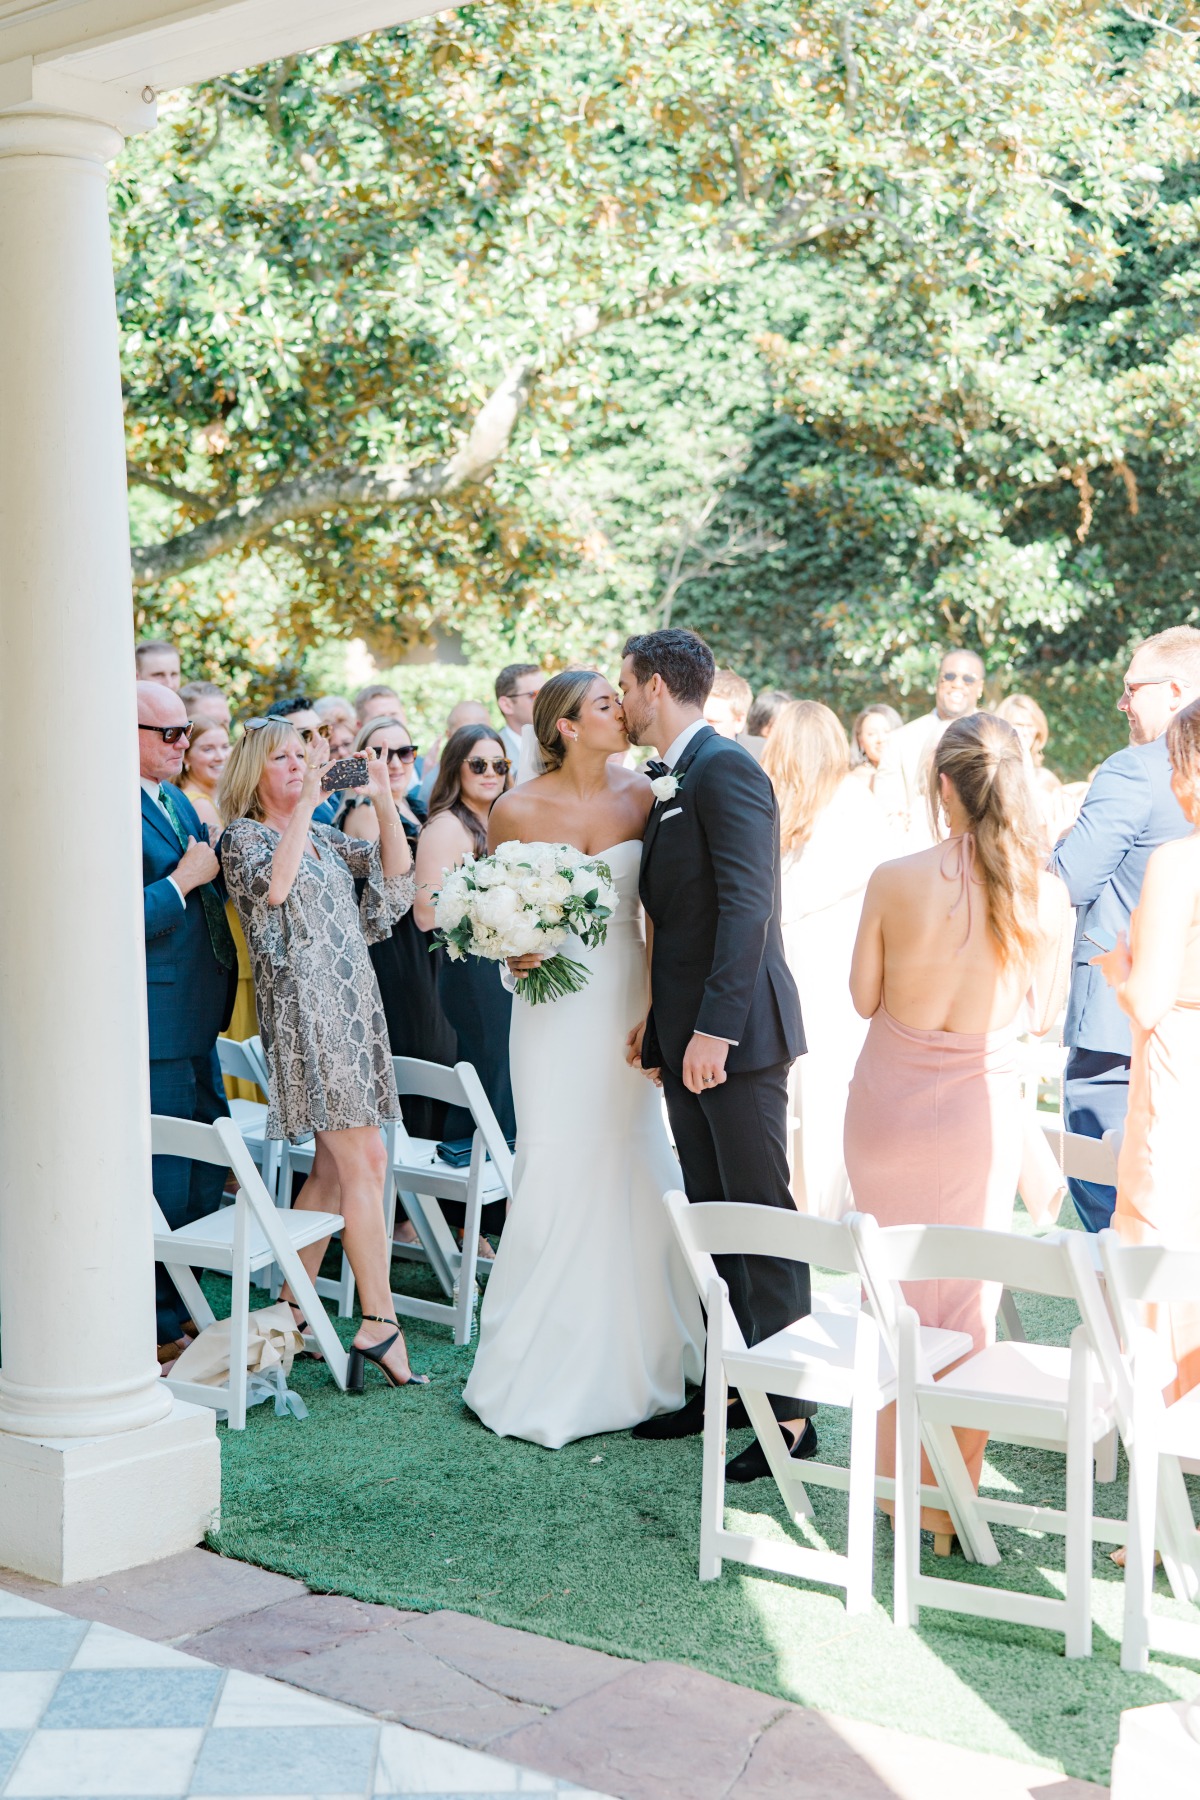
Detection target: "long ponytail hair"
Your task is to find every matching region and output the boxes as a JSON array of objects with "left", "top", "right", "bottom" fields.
[{"left": 930, "top": 713, "right": 1043, "bottom": 970}]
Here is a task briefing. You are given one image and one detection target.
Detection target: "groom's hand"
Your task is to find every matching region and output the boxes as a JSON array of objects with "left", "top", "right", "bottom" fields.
[{"left": 683, "top": 1032, "right": 729, "bottom": 1096}]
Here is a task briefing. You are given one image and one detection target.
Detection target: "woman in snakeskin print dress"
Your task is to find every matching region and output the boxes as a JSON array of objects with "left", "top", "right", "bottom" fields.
[{"left": 220, "top": 718, "right": 425, "bottom": 1389}]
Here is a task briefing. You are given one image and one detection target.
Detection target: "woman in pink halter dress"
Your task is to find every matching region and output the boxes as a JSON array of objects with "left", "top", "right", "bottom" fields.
[
  {"left": 844, "top": 711, "right": 1072, "bottom": 1543},
  {"left": 1095, "top": 697, "right": 1200, "bottom": 1406}
]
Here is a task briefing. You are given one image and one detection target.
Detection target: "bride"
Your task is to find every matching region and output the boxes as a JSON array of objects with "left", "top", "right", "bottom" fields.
[{"left": 461, "top": 670, "right": 704, "bottom": 1448}]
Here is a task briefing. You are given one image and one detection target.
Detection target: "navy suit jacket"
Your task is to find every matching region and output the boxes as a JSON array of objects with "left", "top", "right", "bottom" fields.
[
  {"left": 142, "top": 785, "right": 235, "bottom": 1062},
  {"left": 1051, "top": 734, "right": 1190, "bottom": 1056}
]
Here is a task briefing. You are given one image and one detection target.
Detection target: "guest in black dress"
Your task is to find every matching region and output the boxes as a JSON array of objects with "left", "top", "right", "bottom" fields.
[
  {"left": 337, "top": 717, "right": 458, "bottom": 1141},
  {"left": 415, "top": 725, "right": 517, "bottom": 1168}
]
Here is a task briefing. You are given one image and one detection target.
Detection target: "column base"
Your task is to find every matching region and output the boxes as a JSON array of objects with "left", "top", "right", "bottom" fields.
[{"left": 0, "top": 1398, "right": 220, "bottom": 1584}]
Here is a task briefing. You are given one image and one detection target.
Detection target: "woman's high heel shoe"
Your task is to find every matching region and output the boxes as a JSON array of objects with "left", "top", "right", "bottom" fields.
[{"left": 346, "top": 1315, "right": 429, "bottom": 1394}]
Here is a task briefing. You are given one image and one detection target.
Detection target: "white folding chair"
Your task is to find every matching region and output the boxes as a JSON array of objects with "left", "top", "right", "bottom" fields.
[
  {"left": 663, "top": 1193, "right": 973, "bottom": 1613},
  {"left": 152, "top": 1113, "right": 350, "bottom": 1427},
  {"left": 856, "top": 1215, "right": 1119, "bottom": 1657},
  {"left": 215, "top": 1037, "right": 283, "bottom": 1194},
  {"left": 1095, "top": 1232, "right": 1200, "bottom": 1671},
  {"left": 275, "top": 1058, "right": 513, "bottom": 1343}
]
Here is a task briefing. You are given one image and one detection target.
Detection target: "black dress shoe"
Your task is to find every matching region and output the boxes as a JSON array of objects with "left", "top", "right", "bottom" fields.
[
  {"left": 726, "top": 1420, "right": 819, "bottom": 1483},
  {"left": 632, "top": 1390, "right": 706, "bottom": 1439}
]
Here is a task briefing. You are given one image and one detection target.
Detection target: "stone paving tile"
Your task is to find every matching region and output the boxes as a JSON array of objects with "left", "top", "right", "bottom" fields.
[
  {"left": 0, "top": 1551, "right": 306, "bottom": 1644},
  {"left": 179, "top": 1593, "right": 415, "bottom": 1672},
  {"left": 495, "top": 1659, "right": 789, "bottom": 1800},
  {"left": 398, "top": 1612, "right": 624, "bottom": 1710},
  {"left": 728, "top": 1705, "right": 1109, "bottom": 1800},
  {"left": 276, "top": 1625, "right": 547, "bottom": 1747}
]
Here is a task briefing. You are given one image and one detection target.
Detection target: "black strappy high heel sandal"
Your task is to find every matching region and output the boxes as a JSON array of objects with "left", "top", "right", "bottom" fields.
[
  {"left": 280, "top": 1295, "right": 324, "bottom": 1362},
  {"left": 346, "top": 1315, "right": 429, "bottom": 1393}
]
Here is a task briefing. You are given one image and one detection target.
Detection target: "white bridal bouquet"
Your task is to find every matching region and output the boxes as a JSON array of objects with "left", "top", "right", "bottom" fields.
[{"left": 433, "top": 841, "right": 619, "bottom": 1004}]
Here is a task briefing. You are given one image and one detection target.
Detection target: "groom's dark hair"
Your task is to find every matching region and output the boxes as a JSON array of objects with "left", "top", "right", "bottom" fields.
[{"left": 622, "top": 629, "right": 715, "bottom": 708}]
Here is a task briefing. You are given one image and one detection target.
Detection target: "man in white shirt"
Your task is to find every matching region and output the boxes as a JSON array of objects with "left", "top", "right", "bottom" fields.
[
  {"left": 495, "top": 663, "right": 545, "bottom": 769},
  {"left": 873, "top": 649, "right": 985, "bottom": 843}
]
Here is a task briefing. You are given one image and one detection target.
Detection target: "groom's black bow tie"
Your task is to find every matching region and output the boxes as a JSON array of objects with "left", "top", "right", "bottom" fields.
[{"left": 643, "top": 760, "right": 671, "bottom": 780}]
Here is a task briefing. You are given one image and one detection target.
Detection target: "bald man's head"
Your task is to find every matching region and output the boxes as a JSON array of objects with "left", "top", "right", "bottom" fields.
[{"left": 137, "top": 680, "right": 190, "bottom": 783}]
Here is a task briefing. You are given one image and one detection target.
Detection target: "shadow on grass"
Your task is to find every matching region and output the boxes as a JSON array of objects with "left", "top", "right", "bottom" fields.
[{"left": 201, "top": 1260, "right": 1199, "bottom": 1789}]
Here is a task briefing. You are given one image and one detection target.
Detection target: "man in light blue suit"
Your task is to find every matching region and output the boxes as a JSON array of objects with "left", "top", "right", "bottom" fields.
[
  {"left": 139, "top": 681, "right": 237, "bottom": 1348},
  {"left": 1051, "top": 627, "right": 1200, "bottom": 1229}
]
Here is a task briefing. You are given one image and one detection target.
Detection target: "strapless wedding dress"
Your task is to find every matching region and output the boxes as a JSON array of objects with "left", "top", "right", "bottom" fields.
[{"left": 462, "top": 840, "right": 704, "bottom": 1448}]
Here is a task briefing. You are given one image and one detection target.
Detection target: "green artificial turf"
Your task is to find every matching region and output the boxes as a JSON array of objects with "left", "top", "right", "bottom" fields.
[{"left": 206, "top": 1244, "right": 1200, "bottom": 1788}]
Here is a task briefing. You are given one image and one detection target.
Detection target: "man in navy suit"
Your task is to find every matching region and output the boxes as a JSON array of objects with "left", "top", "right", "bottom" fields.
[
  {"left": 1051, "top": 627, "right": 1200, "bottom": 1230},
  {"left": 138, "top": 681, "right": 237, "bottom": 1347}
]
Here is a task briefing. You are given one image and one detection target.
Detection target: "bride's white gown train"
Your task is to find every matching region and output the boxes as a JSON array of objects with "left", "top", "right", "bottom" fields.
[{"left": 462, "top": 840, "right": 704, "bottom": 1448}]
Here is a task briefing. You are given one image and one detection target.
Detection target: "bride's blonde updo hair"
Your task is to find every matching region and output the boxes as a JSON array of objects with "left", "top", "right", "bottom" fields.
[
  {"left": 532, "top": 669, "right": 603, "bottom": 771},
  {"left": 929, "top": 712, "right": 1044, "bottom": 969},
  {"left": 1167, "top": 695, "right": 1200, "bottom": 822}
]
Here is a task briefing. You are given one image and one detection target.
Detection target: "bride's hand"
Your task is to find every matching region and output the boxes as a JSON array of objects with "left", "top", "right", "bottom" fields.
[{"left": 507, "top": 954, "right": 544, "bottom": 975}]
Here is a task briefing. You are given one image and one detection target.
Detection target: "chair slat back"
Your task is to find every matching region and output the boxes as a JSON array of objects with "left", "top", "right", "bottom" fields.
[
  {"left": 1100, "top": 1232, "right": 1200, "bottom": 1309},
  {"left": 392, "top": 1055, "right": 472, "bottom": 1108},
  {"left": 242, "top": 1036, "right": 271, "bottom": 1091},
  {"left": 390, "top": 1056, "right": 514, "bottom": 1199},
  {"left": 1039, "top": 1120, "right": 1118, "bottom": 1187},
  {"left": 216, "top": 1037, "right": 262, "bottom": 1089},
  {"left": 668, "top": 1197, "right": 859, "bottom": 1273},
  {"left": 860, "top": 1220, "right": 1076, "bottom": 1299},
  {"left": 151, "top": 1113, "right": 231, "bottom": 1169}
]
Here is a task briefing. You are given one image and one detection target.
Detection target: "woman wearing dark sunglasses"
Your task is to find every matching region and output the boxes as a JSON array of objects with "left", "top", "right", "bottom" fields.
[
  {"left": 339, "top": 718, "right": 457, "bottom": 1141},
  {"left": 415, "top": 725, "right": 517, "bottom": 1160}
]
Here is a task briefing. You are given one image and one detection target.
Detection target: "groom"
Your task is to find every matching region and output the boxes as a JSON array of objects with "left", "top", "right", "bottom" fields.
[{"left": 619, "top": 629, "right": 814, "bottom": 1481}]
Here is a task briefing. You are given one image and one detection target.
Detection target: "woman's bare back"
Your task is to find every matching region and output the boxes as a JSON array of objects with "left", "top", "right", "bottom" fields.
[
  {"left": 852, "top": 837, "right": 1071, "bottom": 1035},
  {"left": 488, "top": 765, "right": 653, "bottom": 856}
]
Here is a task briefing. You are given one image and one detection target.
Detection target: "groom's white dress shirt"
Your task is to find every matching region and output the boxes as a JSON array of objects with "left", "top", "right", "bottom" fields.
[{"left": 662, "top": 717, "right": 708, "bottom": 769}]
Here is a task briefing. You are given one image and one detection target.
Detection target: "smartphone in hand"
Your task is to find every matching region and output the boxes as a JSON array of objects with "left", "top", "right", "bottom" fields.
[{"left": 321, "top": 755, "right": 369, "bottom": 793}]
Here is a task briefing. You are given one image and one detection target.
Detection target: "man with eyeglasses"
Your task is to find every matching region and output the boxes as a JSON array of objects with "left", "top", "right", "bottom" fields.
[
  {"left": 1051, "top": 626, "right": 1200, "bottom": 1230},
  {"left": 874, "top": 649, "right": 986, "bottom": 843},
  {"left": 138, "top": 682, "right": 237, "bottom": 1357},
  {"left": 495, "top": 663, "right": 545, "bottom": 772}
]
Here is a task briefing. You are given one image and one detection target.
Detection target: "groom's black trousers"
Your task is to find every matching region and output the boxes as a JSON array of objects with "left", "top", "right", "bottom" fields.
[{"left": 660, "top": 1060, "right": 815, "bottom": 1423}]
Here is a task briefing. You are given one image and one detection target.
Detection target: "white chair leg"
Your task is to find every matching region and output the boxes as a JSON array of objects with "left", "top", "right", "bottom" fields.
[
  {"left": 1064, "top": 1332, "right": 1093, "bottom": 1658},
  {"left": 699, "top": 1281, "right": 727, "bottom": 1582},
  {"left": 845, "top": 1392, "right": 877, "bottom": 1615},
  {"left": 1094, "top": 1425, "right": 1118, "bottom": 1485},
  {"left": 845, "top": 1315, "right": 879, "bottom": 1615},
  {"left": 894, "top": 1308, "right": 920, "bottom": 1629},
  {"left": 1121, "top": 1383, "right": 1158, "bottom": 1674},
  {"left": 226, "top": 1200, "right": 250, "bottom": 1433},
  {"left": 454, "top": 1156, "right": 484, "bottom": 1347},
  {"left": 998, "top": 1289, "right": 1027, "bottom": 1343},
  {"left": 336, "top": 1249, "right": 356, "bottom": 1320}
]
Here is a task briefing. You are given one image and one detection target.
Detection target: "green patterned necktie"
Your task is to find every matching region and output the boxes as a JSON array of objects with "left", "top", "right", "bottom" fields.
[{"left": 157, "top": 784, "right": 238, "bottom": 973}]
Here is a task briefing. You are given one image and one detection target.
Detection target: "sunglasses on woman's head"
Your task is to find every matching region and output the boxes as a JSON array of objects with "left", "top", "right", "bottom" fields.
[
  {"left": 139, "top": 723, "right": 192, "bottom": 744},
  {"left": 465, "top": 756, "right": 511, "bottom": 776}
]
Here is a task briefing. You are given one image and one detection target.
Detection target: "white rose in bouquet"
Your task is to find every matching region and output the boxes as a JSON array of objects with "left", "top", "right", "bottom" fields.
[{"left": 431, "top": 842, "right": 619, "bottom": 1004}]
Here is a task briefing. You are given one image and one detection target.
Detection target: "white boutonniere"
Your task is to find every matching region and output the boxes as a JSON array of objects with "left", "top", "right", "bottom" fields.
[{"left": 649, "top": 773, "right": 682, "bottom": 804}]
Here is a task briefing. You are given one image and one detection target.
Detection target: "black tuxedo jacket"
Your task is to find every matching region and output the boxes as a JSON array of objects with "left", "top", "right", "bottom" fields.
[{"left": 639, "top": 725, "right": 804, "bottom": 1077}]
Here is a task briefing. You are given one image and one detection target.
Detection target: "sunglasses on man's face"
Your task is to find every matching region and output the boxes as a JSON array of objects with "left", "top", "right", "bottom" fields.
[
  {"left": 465, "top": 756, "right": 511, "bottom": 777},
  {"left": 139, "top": 723, "right": 191, "bottom": 744},
  {"left": 939, "top": 671, "right": 982, "bottom": 687}
]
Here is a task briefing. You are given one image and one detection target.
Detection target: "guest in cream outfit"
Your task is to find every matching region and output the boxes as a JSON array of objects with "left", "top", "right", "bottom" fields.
[
  {"left": 763, "top": 702, "right": 897, "bottom": 1217},
  {"left": 845, "top": 713, "right": 1071, "bottom": 1543},
  {"left": 873, "top": 650, "right": 985, "bottom": 846},
  {"left": 1096, "top": 695, "right": 1200, "bottom": 1404}
]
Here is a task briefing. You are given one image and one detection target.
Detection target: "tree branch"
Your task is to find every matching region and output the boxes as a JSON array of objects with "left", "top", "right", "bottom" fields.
[
  {"left": 127, "top": 463, "right": 218, "bottom": 515},
  {"left": 130, "top": 356, "right": 540, "bottom": 587}
]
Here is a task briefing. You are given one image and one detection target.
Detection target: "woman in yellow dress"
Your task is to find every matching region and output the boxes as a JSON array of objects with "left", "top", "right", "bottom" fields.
[{"left": 181, "top": 716, "right": 258, "bottom": 1102}]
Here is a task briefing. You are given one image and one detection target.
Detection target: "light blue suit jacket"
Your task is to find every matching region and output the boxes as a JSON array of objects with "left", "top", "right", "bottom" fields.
[{"left": 1051, "top": 734, "right": 1189, "bottom": 1055}]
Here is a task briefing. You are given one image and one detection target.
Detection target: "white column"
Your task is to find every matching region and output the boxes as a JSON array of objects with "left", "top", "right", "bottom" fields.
[{"left": 0, "top": 107, "right": 219, "bottom": 1581}]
